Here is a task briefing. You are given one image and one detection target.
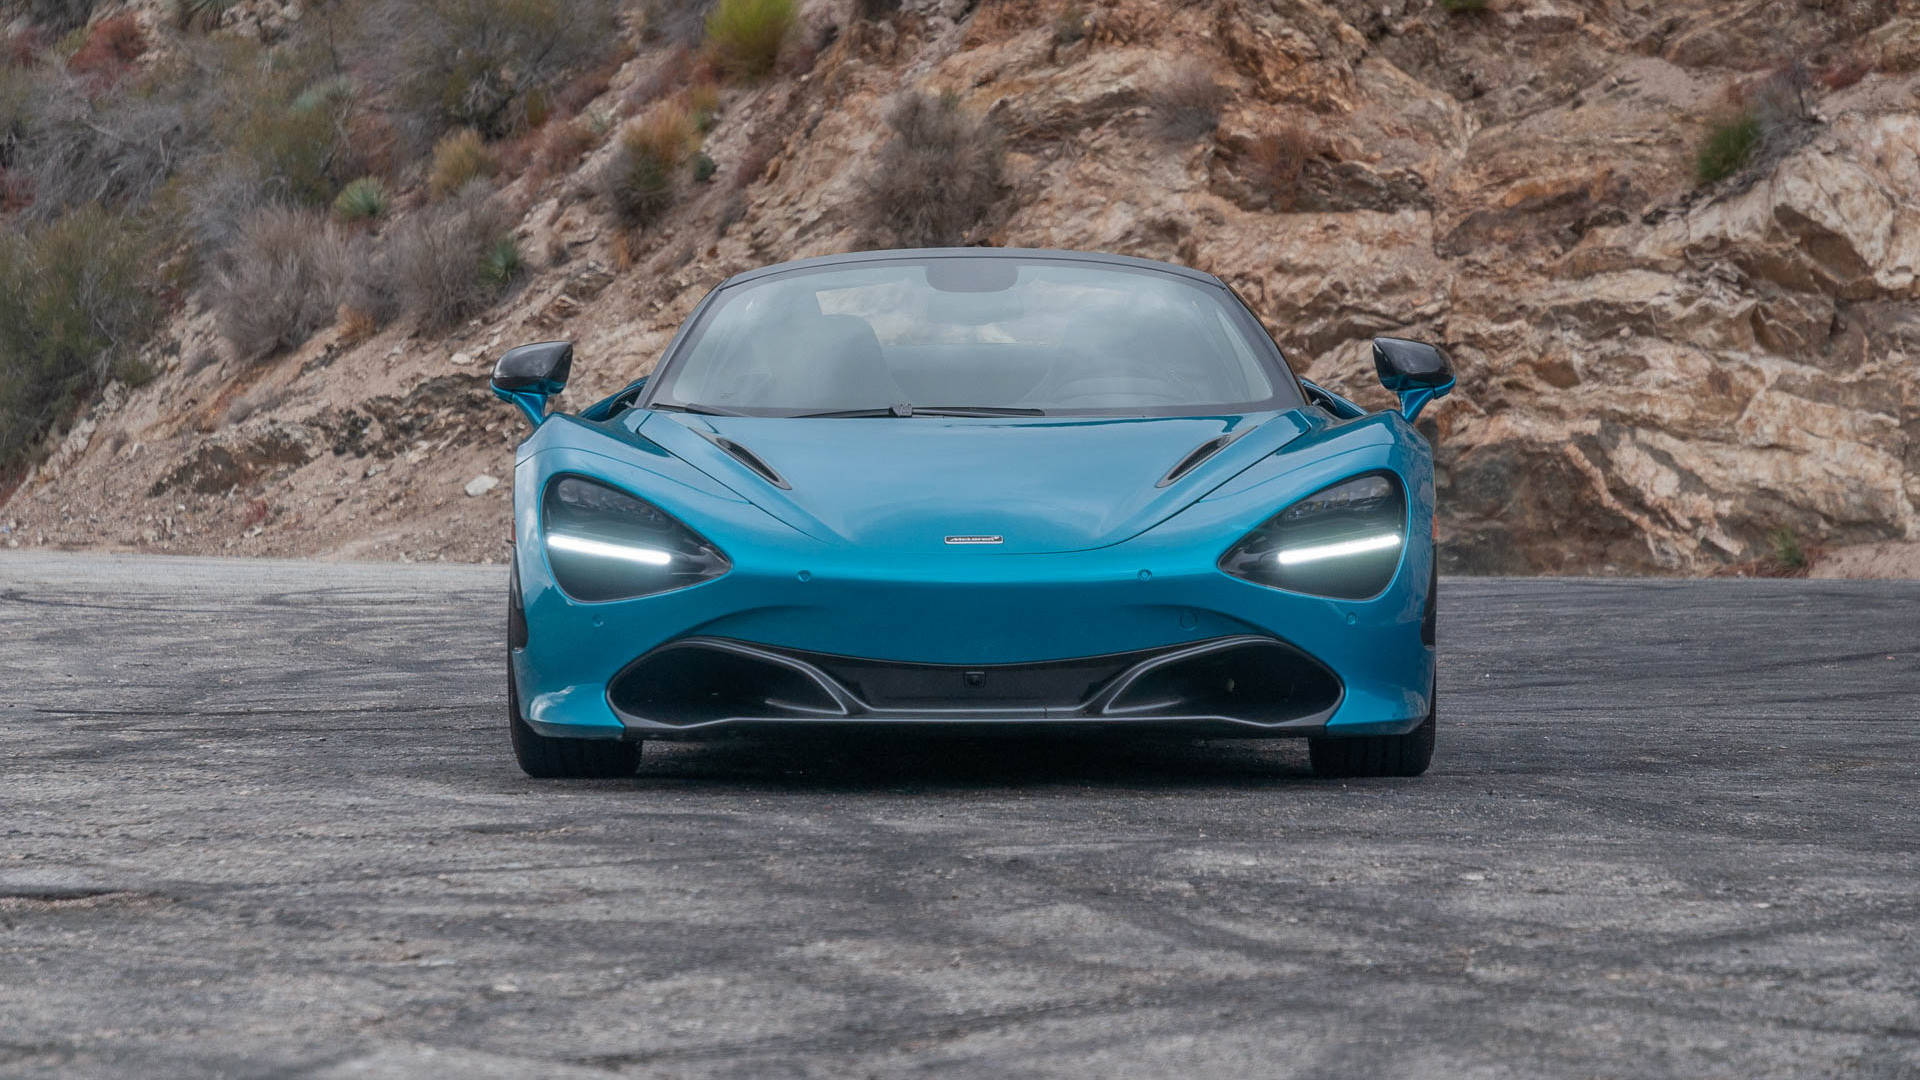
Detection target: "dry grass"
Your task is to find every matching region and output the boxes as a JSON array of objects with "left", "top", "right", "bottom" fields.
[
  {"left": 1151, "top": 58, "right": 1227, "bottom": 141},
  {"left": 1247, "top": 125, "right": 1319, "bottom": 210},
  {"left": 428, "top": 128, "right": 495, "bottom": 199},
  {"left": 602, "top": 102, "right": 697, "bottom": 228},
  {"left": 861, "top": 90, "right": 1003, "bottom": 247}
]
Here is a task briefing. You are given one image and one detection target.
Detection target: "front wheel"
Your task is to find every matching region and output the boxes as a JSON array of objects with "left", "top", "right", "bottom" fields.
[
  {"left": 508, "top": 668, "right": 640, "bottom": 778},
  {"left": 1307, "top": 698, "right": 1435, "bottom": 779}
]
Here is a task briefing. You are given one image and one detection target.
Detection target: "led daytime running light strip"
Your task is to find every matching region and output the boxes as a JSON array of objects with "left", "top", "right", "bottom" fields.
[
  {"left": 548, "top": 533, "right": 673, "bottom": 566},
  {"left": 1274, "top": 533, "right": 1401, "bottom": 566}
]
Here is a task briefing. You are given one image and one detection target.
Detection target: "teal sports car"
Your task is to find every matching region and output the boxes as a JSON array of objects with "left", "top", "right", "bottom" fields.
[{"left": 492, "top": 248, "right": 1454, "bottom": 779}]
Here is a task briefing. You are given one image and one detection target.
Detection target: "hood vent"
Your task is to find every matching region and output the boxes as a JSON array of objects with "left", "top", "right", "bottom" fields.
[
  {"left": 708, "top": 434, "right": 790, "bottom": 490},
  {"left": 1157, "top": 434, "right": 1238, "bottom": 487}
]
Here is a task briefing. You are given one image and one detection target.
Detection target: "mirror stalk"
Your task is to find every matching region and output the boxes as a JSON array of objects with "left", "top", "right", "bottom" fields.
[
  {"left": 490, "top": 341, "right": 575, "bottom": 430},
  {"left": 1370, "top": 338, "right": 1455, "bottom": 425}
]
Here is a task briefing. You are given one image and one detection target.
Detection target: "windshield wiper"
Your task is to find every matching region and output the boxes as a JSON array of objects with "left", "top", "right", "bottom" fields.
[
  {"left": 792, "top": 404, "right": 1047, "bottom": 418},
  {"left": 651, "top": 401, "right": 751, "bottom": 416}
]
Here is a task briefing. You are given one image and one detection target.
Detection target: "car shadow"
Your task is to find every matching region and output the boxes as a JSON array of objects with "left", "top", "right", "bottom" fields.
[{"left": 629, "top": 733, "right": 1323, "bottom": 792}]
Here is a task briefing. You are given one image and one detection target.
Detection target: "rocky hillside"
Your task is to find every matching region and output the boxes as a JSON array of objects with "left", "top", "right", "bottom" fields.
[{"left": 3, "top": 0, "right": 1918, "bottom": 574}]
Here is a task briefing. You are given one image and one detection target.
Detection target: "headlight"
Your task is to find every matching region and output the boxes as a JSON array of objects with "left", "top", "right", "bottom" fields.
[
  {"left": 1218, "top": 473, "right": 1406, "bottom": 599},
  {"left": 542, "top": 476, "right": 730, "bottom": 601}
]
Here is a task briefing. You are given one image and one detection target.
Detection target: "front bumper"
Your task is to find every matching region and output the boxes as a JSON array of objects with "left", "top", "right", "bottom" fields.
[{"left": 509, "top": 534, "right": 1434, "bottom": 742}]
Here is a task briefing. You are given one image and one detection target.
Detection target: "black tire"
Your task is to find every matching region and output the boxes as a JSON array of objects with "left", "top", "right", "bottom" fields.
[
  {"left": 508, "top": 669, "right": 640, "bottom": 778},
  {"left": 508, "top": 563, "right": 637, "bottom": 778},
  {"left": 1308, "top": 696, "right": 1436, "bottom": 779}
]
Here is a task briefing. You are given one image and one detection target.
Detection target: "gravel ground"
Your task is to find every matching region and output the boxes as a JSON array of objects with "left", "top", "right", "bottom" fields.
[{"left": 2, "top": 553, "right": 1917, "bottom": 1079}]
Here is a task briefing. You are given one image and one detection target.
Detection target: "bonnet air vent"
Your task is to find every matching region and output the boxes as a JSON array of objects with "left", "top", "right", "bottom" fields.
[
  {"left": 710, "top": 435, "right": 790, "bottom": 490},
  {"left": 1157, "top": 435, "right": 1238, "bottom": 488}
]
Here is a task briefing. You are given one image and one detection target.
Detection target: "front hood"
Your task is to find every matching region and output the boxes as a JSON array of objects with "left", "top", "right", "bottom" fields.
[{"left": 635, "top": 411, "right": 1309, "bottom": 554}]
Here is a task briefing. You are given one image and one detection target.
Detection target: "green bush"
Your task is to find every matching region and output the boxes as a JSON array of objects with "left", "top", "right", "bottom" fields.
[
  {"left": 704, "top": 0, "right": 795, "bottom": 82},
  {"left": 1696, "top": 112, "right": 1761, "bottom": 184},
  {"left": 0, "top": 204, "right": 154, "bottom": 464},
  {"left": 862, "top": 91, "right": 1003, "bottom": 247},
  {"left": 481, "top": 235, "right": 524, "bottom": 288},
  {"left": 333, "top": 176, "right": 391, "bottom": 222},
  {"left": 1767, "top": 526, "right": 1806, "bottom": 570},
  {"left": 1439, "top": 0, "right": 1488, "bottom": 12},
  {"left": 692, "top": 150, "right": 717, "bottom": 183},
  {"left": 373, "top": 0, "right": 620, "bottom": 141}
]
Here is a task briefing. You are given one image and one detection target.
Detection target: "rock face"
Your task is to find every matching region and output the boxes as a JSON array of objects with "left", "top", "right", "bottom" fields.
[{"left": 5, "top": 0, "right": 1919, "bottom": 574}]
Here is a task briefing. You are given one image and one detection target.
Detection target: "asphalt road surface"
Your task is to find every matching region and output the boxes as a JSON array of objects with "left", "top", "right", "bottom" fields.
[{"left": 3, "top": 553, "right": 1918, "bottom": 1080}]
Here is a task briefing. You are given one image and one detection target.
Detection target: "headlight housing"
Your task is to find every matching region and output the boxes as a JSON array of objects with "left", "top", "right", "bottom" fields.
[
  {"left": 542, "top": 476, "right": 730, "bottom": 601},
  {"left": 1219, "top": 473, "right": 1406, "bottom": 599}
]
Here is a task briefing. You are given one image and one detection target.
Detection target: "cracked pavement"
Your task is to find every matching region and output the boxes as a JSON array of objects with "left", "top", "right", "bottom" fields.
[{"left": 1, "top": 553, "right": 1917, "bottom": 1078}]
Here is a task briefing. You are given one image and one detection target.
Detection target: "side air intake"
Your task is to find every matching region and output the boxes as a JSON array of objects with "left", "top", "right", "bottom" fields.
[
  {"left": 708, "top": 435, "right": 790, "bottom": 489},
  {"left": 1157, "top": 434, "right": 1237, "bottom": 487}
]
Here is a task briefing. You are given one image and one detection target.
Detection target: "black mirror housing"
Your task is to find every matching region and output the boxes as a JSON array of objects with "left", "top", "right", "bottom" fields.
[
  {"left": 491, "top": 340, "right": 574, "bottom": 428},
  {"left": 1370, "top": 337, "right": 1455, "bottom": 423}
]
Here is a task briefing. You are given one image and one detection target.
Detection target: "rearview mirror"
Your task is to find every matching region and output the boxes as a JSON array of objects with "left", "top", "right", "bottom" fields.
[
  {"left": 491, "top": 340, "right": 573, "bottom": 427},
  {"left": 1371, "top": 337, "right": 1454, "bottom": 423}
]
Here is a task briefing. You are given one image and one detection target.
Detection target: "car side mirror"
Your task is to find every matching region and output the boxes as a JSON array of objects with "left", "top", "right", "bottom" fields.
[
  {"left": 1371, "top": 337, "right": 1454, "bottom": 423},
  {"left": 491, "top": 340, "right": 573, "bottom": 427}
]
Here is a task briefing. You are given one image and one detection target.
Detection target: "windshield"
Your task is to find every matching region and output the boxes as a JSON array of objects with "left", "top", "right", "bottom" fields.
[{"left": 647, "top": 257, "right": 1303, "bottom": 417}]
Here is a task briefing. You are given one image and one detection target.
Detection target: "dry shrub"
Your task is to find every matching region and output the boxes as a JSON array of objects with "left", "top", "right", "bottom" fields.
[
  {"left": 733, "top": 135, "right": 773, "bottom": 191},
  {"left": 628, "top": 44, "right": 694, "bottom": 112},
  {"left": 336, "top": 302, "right": 379, "bottom": 343},
  {"left": 602, "top": 102, "right": 696, "bottom": 227},
  {"left": 14, "top": 0, "right": 96, "bottom": 33},
  {"left": 368, "top": 0, "right": 621, "bottom": 143},
  {"left": 638, "top": 0, "right": 711, "bottom": 47},
  {"left": 536, "top": 115, "right": 599, "bottom": 178},
  {"left": 0, "top": 65, "right": 30, "bottom": 170},
  {"left": 1247, "top": 124, "right": 1318, "bottom": 210},
  {"left": 66, "top": 13, "right": 145, "bottom": 82},
  {"left": 21, "top": 75, "right": 194, "bottom": 215},
  {"left": 339, "top": 232, "right": 399, "bottom": 330},
  {"left": 553, "top": 59, "right": 618, "bottom": 117},
  {"left": 1696, "top": 64, "right": 1816, "bottom": 187},
  {"left": 5, "top": 27, "right": 50, "bottom": 66},
  {"left": 862, "top": 90, "right": 1003, "bottom": 248},
  {"left": 686, "top": 80, "right": 720, "bottom": 128},
  {"left": 212, "top": 205, "right": 350, "bottom": 360},
  {"left": 964, "top": 0, "right": 1042, "bottom": 46},
  {"left": 1816, "top": 53, "right": 1872, "bottom": 90},
  {"left": 0, "top": 204, "right": 154, "bottom": 465},
  {"left": 387, "top": 182, "right": 517, "bottom": 330},
  {"left": 703, "top": 0, "right": 794, "bottom": 82},
  {"left": 428, "top": 128, "right": 495, "bottom": 198},
  {"left": 1151, "top": 58, "right": 1226, "bottom": 141}
]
